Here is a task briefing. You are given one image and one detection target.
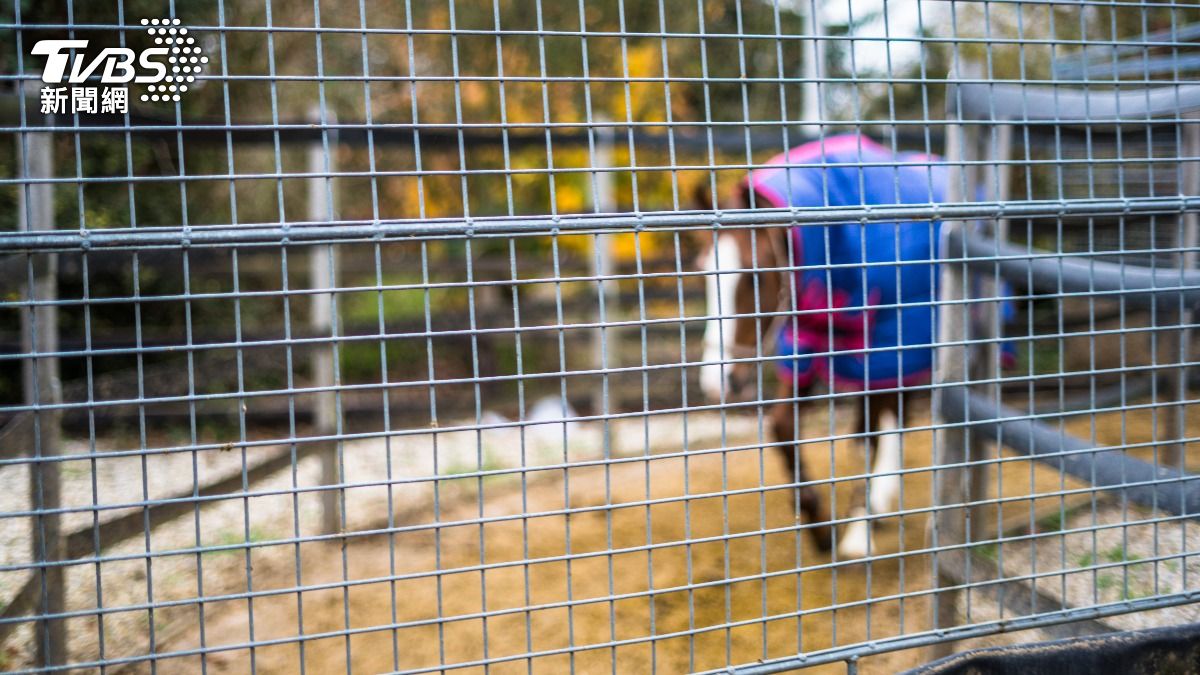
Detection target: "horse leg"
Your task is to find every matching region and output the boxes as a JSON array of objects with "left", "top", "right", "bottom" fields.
[
  {"left": 838, "top": 392, "right": 903, "bottom": 559},
  {"left": 771, "top": 381, "right": 833, "bottom": 551},
  {"left": 867, "top": 392, "right": 903, "bottom": 516}
]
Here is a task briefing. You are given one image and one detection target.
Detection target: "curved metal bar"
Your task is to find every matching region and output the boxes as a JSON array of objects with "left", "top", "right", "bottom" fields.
[
  {"left": 1019, "top": 371, "right": 1200, "bottom": 416},
  {"left": 952, "top": 82, "right": 1200, "bottom": 123},
  {"left": 939, "top": 386, "right": 1200, "bottom": 518},
  {"left": 949, "top": 230, "right": 1200, "bottom": 310}
]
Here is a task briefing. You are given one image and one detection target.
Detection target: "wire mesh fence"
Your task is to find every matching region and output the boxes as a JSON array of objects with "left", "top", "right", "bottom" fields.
[{"left": 2, "top": 1, "right": 1200, "bottom": 673}]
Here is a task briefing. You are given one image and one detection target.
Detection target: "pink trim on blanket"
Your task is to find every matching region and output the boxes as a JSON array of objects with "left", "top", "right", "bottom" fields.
[
  {"left": 771, "top": 134, "right": 888, "bottom": 166},
  {"left": 791, "top": 279, "right": 880, "bottom": 337},
  {"left": 830, "top": 368, "right": 932, "bottom": 393},
  {"left": 778, "top": 362, "right": 821, "bottom": 389},
  {"left": 748, "top": 131, "right": 892, "bottom": 205},
  {"left": 745, "top": 134, "right": 888, "bottom": 208}
]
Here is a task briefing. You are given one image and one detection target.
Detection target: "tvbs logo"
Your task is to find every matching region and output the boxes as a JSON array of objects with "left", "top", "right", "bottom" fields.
[{"left": 33, "top": 18, "right": 208, "bottom": 114}]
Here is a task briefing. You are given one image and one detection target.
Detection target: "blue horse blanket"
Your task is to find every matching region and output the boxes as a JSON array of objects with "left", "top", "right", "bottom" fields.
[{"left": 746, "top": 134, "right": 947, "bottom": 391}]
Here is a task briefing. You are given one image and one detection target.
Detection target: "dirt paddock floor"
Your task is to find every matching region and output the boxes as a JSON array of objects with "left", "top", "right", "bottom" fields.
[
  {"left": 7, "top": 403, "right": 1196, "bottom": 673},
  {"left": 166, "top": 416, "right": 938, "bottom": 675},
  {"left": 143, "top": 402, "right": 1198, "bottom": 674}
]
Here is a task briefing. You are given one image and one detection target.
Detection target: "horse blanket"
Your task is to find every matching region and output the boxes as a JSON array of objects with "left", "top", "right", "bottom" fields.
[{"left": 745, "top": 134, "right": 948, "bottom": 391}]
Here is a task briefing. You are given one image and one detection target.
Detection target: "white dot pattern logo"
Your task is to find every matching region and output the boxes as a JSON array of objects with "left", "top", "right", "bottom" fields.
[{"left": 138, "top": 18, "right": 206, "bottom": 103}]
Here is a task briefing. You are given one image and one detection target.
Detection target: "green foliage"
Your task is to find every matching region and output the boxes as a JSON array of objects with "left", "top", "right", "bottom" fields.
[
  {"left": 338, "top": 338, "right": 430, "bottom": 382},
  {"left": 972, "top": 542, "right": 998, "bottom": 562},
  {"left": 440, "top": 455, "right": 507, "bottom": 491},
  {"left": 1102, "top": 544, "right": 1140, "bottom": 565},
  {"left": 203, "top": 526, "right": 275, "bottom": 557},
  {"left": 13, "top": 0, "right": 1196, "bottom": 429},
  {"left": 1014, "top": 338, "right": 1063, "bottom": 376},
  {"left": 341, "top": 275, "right": 466, "bottom": 325},
  {"left": 1037, "top": 509, "right": 1064, "bottom": 533}
]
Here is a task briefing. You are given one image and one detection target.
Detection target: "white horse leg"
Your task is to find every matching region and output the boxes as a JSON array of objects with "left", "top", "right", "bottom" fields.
[
  {"left": 839, "top": 506, "right": 872, "bottom": 559},
  {"left": 869, "top": 409, "right": 902, "bottom": 515},
  {"left": 700, "top": 235, "right": 743, "bottom": 401},
  {"left": 839, "top": 409, "right": 901, "bottom": 559}
]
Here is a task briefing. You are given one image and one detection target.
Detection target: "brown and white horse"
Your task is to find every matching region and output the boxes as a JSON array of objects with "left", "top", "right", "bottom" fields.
[{"left": 695, "top": 186, "right": 906, "bottom": 559}]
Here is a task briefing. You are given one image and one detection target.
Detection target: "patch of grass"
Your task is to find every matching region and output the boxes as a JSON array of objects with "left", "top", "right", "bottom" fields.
[
  {"left": 60, "top": 462, "right": 91, "bottom": 480},
  {"left": 1120, "top": 575, "right": 1152, "bottom": 601},
  {"left": 1124, "top": 585, "right": 1151, "bottom": 601},
  {"left": 1037, "top": 510, "right": 1065, "bottom": 533},
  {"left": 203, "top": 526, "right": 273, "bottom": 557},
  {"left": 338, "top": 339, "right": 429, "bottom": 382},
  {"left": 1101, "top": 544, "right": 1140, "bottom": 564},
  {"left": 1166, "top": 559, "right": 1181, "bottom": 573},
  {"left": 1095, "top": 572, "right": 1148, "bottom": 601},
  {"left": 1017, "top": 340, "right": 1063, "bottom": 376},
  {"left": 441, "top": 455, "right": 507, "bottom": 487},
  {"left": 972, "top": 543, "right": 998, "bottom": 562},
  {"left": 341, "top": 275, "right": 467, "bottom": 325},
  {"left": 1075, "top": 551, "right": 1095, "bottom": 568},
  {"left": 1130, "top": 561, "right": 1156, "bottom": 578}
]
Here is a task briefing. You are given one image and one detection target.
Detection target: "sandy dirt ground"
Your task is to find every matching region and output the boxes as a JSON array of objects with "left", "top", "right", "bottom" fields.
[
  {"left": 160, "top": 416, "right": 939, "bottom": 675},
  {"left": 157, "top": 403, "right": 1197, "bottom": 675},
  {"left": 5, "top": 404, "right": 1196, "bottom": 673}
]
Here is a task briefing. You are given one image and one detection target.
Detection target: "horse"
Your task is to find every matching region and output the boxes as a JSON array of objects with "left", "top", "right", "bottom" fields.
[{"left": 696, "top": 134, "right": 946, "bottom": 558}]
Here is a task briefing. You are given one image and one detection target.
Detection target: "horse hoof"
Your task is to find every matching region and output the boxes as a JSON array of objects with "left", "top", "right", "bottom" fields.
[{"left": 838, "top": 513, "right": 872, "bottom": 559}]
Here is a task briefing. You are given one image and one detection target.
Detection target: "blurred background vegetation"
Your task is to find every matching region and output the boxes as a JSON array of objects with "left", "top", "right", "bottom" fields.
[{"left": 1, "top": 0, "right": 1195, "bottom": 436}]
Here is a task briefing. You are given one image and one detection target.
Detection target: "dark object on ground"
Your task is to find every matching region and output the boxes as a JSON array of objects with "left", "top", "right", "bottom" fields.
[{"left": 904, "top": 621, "right": 1200, "bottom": 674}]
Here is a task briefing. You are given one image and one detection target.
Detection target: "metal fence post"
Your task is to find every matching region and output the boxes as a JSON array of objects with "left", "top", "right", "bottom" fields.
[
  {"left": 590, "top": 122, "right": 619, "bottom": 415},
  {"left": 928, "top": 104, "right": 978, "bottom": 660},
  {"left": 308, "top": 109, "right": 341, "bottom": 535},
  {"left": 801, "top": 0, "right": 826, "bottom": 130},
  {"left": 1165, "top": 117, "right": 1199, "bottom": 469},
  {"left": 974, "top": 122, "right": 1012, "bottom": 543},
  {"left": 18, "top": 113, "right": 64, "bottom": 667}
]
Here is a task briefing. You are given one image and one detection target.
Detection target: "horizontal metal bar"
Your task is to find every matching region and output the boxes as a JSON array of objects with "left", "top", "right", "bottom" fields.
[
  {"left": 1053, "top": 54, "right": 1200, "bottom": 80},
  {"left": 951, "top": 229, "right": 1200, "bottom": 310},
  {"left": 953, "top": 82, "right": 1200, "bottom": 123},
  {"left": 1057, "top": 22, "right": 1200, "bottom": 70},
  {"left": 2, "top": 195, "right": 1199, "bottom": 253},
  {"left": 940, "top": 386, "right": 1200, "bottom": 517},
  {"left": 3, "top": 154, "right": 1191, "bottom": 191},
  {"left": 0, "top": 21, "right": 1188, "bottom": 47},
  {"left": 6, "top": 242, "right": 1195, "bottom": 313}
]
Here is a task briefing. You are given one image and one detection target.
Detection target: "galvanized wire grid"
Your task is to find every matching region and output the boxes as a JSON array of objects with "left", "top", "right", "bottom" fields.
[{"left": 2, "top": 0, "right": 1200, "bottom": 673}]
